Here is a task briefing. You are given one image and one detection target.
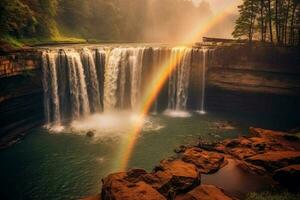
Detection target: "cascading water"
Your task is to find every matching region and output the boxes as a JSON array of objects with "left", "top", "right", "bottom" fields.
[
  {"left": 130, "top": 48, "right": 145, "bottom": 110},
  {"left": 198, "top": 48, "right": 208, "bottom": 114},
  {"left": 81, "top": 48, "right": 101, "bottom": 113},
  {"left": 168, "top": 48, "right": 192, "bottom": 111},
  {"left": 41, "top": 45, "right": 210, "bottom": 126}
]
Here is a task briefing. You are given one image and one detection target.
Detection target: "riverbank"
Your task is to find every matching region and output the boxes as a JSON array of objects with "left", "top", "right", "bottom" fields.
[{"left": 86, "top": 127, "right": 300, "bottom": 200}]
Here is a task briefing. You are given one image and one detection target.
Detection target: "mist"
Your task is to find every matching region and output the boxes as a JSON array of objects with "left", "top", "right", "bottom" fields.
[{"left": 57, "top": 0, "right": 238, "bottom": 43}]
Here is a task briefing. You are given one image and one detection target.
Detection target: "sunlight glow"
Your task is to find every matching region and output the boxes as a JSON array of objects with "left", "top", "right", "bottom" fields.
[{"left": 117, "top": 3, "right": 239, "bottom": 171}]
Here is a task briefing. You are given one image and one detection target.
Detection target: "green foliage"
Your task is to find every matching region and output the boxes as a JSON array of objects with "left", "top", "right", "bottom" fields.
[
  {"left": 1, "top": 35, "right": 24, "bottom": 48},
  {"left": 233, "top": 1, "right": 259, "bottom": 40},
  {"left": 0, "top": 0, "right": 37, "bottom": 37},
  {"left": 233, "top": 0, "right": 300, "bottom": 46},
  {"left": 1, "top": 0, "right": 212, "bottom": 47},
  {"left": 246, "top": 191, "right": 300, "bottom": 200}
]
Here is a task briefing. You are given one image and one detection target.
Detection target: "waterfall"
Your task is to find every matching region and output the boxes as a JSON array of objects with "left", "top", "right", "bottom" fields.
[
  {"left": 199, "top": 48, "right": 208, "bottom": 114},
  {"left": 130, "top": 48, "right": 145, "bottom": 110},
  {"left": 104, "top": 48, "right": 123, "bottom": 111},
  {"left": 167, "top": 47, "right": 192, "bottom": 111},
  {"left": 41, "top": 45, "right": 209, "bottom": 126},
  {"left": 81, "top": 48, "right": 101, "bottom": 113},
  {"left": 66, "top": 50, "right": 90, "bottom": 118},
  {"left": 42, "top": 51, "right": 61, "bottom": 125}
]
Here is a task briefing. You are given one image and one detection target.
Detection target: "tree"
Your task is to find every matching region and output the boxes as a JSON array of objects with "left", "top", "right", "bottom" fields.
[
  {"left": 233, "top": 0, "right": 259, "bottom": 43},
  {"left": 0, "top": 0, "right": 37, "bottom": 37},
  {"left": 233, "top": 0, "right": 300, "bottom": 46}
]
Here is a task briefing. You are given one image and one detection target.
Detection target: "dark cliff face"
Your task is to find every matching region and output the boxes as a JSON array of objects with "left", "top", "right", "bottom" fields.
[
  {"left": 207, "top": 45, "right": 300, "bottom": 95},
  {"left": 0, "top": 51, "right": 43, "bottom": 149}
]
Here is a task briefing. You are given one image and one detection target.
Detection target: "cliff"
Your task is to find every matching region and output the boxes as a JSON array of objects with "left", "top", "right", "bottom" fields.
[{"left": 0, "top": 50, "right": 43, "bottom": 149}]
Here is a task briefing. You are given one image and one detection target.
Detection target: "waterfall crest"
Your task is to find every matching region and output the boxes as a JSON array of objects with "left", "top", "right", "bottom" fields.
[{"left": 41, "top": 46, "right": 209, "bottom": 126}]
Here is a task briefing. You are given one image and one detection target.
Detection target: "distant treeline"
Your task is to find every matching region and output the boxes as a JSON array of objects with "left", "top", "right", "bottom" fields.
[
  {"left": 0, "top": 0, "right": 211, "bottom": 43},
  {"left": 233, "top": 0, "right": 300, "bottom": 46}
]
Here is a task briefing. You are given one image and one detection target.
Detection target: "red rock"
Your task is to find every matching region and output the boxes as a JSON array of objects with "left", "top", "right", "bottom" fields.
[
  {"left": 101, "top": 172, "right": 166, "bottom": 200},
  {"left": 249, "top": 127, "right": 300, "bottom": 150},
  {"left": 236, "top": 160, "right": 266, "bottom": 175},
  {"left": 182, "top": 148, "right": 227, "bottom": 174},
  {"left": 80, "top": 195, "right": 101, "bottom": 200},
  {"left": 176, "top": 185, "right": 233, "bottom": 200},
  {"left": 249, "top": 127, "right": 285, "bottom": 139},
  {"left": 246, "top": 151, "right": 300, "bottom": 171},
  {"left": 151, "top": 159, "right": 201, "bottom": 197},
  {"left": 229, "top": 147, "right": 258, "bottom": 159}
]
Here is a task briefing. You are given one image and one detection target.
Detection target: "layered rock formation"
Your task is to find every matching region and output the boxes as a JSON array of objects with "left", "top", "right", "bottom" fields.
[{"left": 85, "top": 128, "right": 300, "bottom": 200}]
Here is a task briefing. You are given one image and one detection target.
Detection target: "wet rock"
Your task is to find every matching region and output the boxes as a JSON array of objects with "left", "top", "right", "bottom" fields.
[
  {"left": 151, "top": 159, "right": 201, "bottom": 197},
  {"left": 273, "top": 165, "right": 300, "bottom": 191},
  {"left": 229, "top": 147, "right": 258, "bottom": 159},
  {"left": 81, "top": 195, "right": 101, "bottom": 200},
  {"left": 101, "top": 172, "right": 166, "bottom": 200},
  {"left": 246, "top": 151, "right": 300, "bottom": 172},
  {"left": 197, "top": 141, "right": 218, "bottom": 152},
  {"left": 212, "top": 121, "right": 236, "bottom": 131},
  {"left": 175, "top": 145, "right": 188, "bottom": 153},
  {"left": 249, "top": 127, "right": 285, "bottom": 138},
  {"left": 236, "top": 160, "right": 266, "bottom": 175},
  {"left": 182, "top": 148, "right": 227, "bottom": 174},
  {"left": 249, "top": 128, "right": 299, "bottom": 150},
  {"left": 86, "top": 131, "right": 95, "bottom": 137},
  {"left": 176, "top": 185, "right": 234, "bottom": 200}
]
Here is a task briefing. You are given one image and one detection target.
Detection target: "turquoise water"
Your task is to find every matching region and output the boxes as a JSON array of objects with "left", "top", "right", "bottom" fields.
[{"left": 0, "top": 112, "right": 250, "bottom": 200}]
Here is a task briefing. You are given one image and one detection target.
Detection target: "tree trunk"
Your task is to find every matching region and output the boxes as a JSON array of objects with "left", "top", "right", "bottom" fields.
[
  {"left": 289, "top": 2, "right": 298, "bottom": 45},
  {"left": 283, "top": 0, "right": 291, "bottom": 45},
  {"left": 267, "top": 0, "right": 273, "bottom": 44},
  {"left": 275, "top": 0, "right": 281, "bottom": 44},
  {"left": 260, "top": 0, "right": 265, "bottom": 42}
]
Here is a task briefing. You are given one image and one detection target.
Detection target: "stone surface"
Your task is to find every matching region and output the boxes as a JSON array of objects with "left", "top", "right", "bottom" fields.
[
  {"left": 98, "top": 128, "right": 300, "bottom": 200},
  {"left": 81, "top": 195, "right": 101, "bottom": 200},
  {"left": 101, "top": 171, "right": 166, "bottom": 200},
  {"left": 176, "top": 185, "right": 233, "bottom": 200},
  {"left": 151, "top": 159, "right": 201, "bottom": 197},
  {"left": 273, "top": 164, "right": 300, "bottom": 190},
  {"left": 86, "top": 131, "right": 95, "bottom": 138},
  {"left": 246, "top": 151, "right": 300, "bottom": 171},
  {"left": 182, "top": 148, "right": 227, "bottom": 174}
]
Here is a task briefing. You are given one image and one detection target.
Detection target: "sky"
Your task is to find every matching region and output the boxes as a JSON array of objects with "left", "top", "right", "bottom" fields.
[{"left": 193, "top": 0, "right": 242, "bottom": 14}]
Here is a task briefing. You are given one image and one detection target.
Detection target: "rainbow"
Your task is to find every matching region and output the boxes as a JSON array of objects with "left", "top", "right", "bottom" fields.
[{"left": 117, "top": 4, "right": 238, "bottom": 171}]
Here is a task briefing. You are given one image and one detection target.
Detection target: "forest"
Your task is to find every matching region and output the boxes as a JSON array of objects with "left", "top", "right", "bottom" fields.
[
  {"left": 0, "top": 0, "right": 212, "bottom": 47},
  {"left": 233, "top": 0, "right": 300, "bottom": 46}
]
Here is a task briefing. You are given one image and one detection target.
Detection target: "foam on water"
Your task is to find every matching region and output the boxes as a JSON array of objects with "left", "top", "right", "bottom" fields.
[
  {"left": 163, "top": 109, "right": 192, "bottom": 118},
  {"left": 68, "top": 112, "right": 164, "bottom": 140}
]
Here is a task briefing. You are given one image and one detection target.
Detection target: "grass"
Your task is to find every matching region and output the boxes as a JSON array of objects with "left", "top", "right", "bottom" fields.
[
  {"left": 1, "top": 35, "right": 24, "bottom": 48},
  {"left": 246, "top": 191, "right": 300, "bottom": 200},
  {"left": 0, "top": 35, "right": 87, "bottom": 50},
  {"left": 19, "top": 36, "right": 87, "bottom": 46}
]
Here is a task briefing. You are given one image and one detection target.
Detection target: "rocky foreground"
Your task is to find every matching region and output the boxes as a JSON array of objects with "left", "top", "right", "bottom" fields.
[{"left": 84, "top": 128, "right": 300, "bottom": 200}]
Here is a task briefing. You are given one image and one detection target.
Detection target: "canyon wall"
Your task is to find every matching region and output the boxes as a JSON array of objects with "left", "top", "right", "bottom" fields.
[
  {"left": 0, "top": 50, "right": 43, "bottom": 149},
  {"left": 207, "top": 45, "right": 300, "bottom": 95}
]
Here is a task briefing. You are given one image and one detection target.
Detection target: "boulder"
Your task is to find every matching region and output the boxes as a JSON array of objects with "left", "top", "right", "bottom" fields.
[
  {"left": 273, "top": 164, "right": 300, "bottom": 190},
  {"left": 86, "top": 131, "right": 95, "bottom": 138},
  {"left": 236, "top": 160, "right": 266, "bottom": 175},
  {"left": 150, "top": 159, "right": 201, "bottom": 197},
  {"left": 249, "top": 127, "right": 300, "bottom": 151},
  {"left": 246, "top": 151, "right": 300, "bottom": 172},
  {"left": 176, "top": 185, "right": 233, "bottom": 200},
  {"left": 182, "top": 148, "right": 227, "bottom": 174},
  {"left": 101, "top": 171, "right": 166, "bottom": 200},
  {"left": 249, "top": 127, "right": 285, "bottom": 139},
  {"left": 81, "top": 195, "right": 101, "bottom": 200}
]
